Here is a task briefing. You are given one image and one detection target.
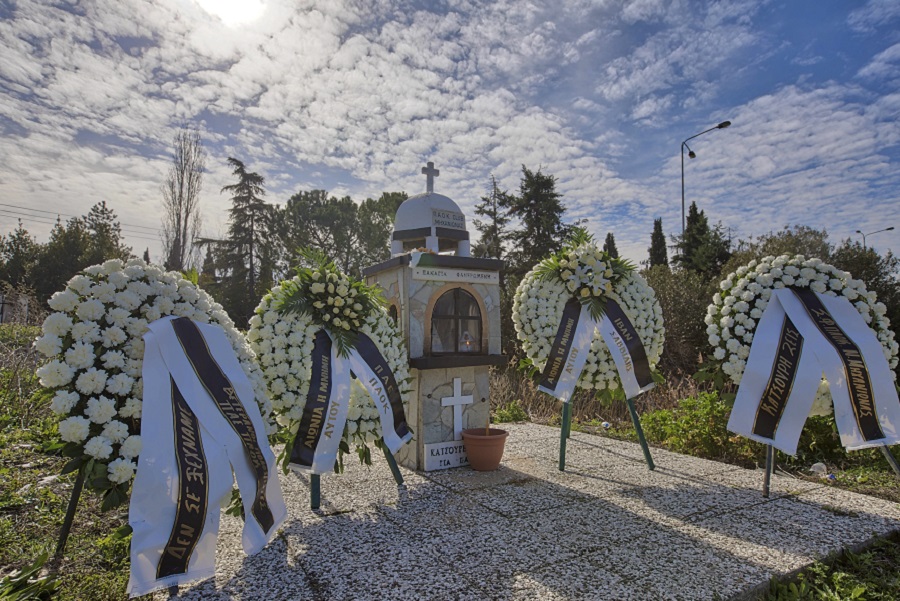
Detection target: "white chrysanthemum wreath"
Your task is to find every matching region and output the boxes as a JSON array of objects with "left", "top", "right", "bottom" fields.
[
  {"left": 34, "top": 258, "right": 271, "bottom": 509},
  {"left": 249, "top": 253, "right": 412, "bottom": 468},
  {"left": 512, "top": 232, "right": 665, "bottom": 397},
  {"left": 704, "top": 254, "right": 899, "bottom": 415}
]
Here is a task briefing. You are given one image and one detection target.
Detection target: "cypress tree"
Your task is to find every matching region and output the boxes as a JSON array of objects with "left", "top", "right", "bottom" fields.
[{"left": 648, "top": 218, "right": 668, "bottom": 267}]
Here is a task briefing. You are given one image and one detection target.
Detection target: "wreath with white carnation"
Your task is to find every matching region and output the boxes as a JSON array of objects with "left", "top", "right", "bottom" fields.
[
  {"left": 512, "top": 232, "right": 665, "bottom": 397},
  {"left": 703, "top": 254, "right": 899, "bottom": 415},
  {"left": 249, "top": 252, "right": 412, "bottom": 469},
  {"left": 34, "top": 258, "right": 271, "bottom": 510}
]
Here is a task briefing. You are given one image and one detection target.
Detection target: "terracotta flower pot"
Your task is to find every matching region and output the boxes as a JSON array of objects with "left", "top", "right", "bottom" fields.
[{"left": 461, "top": 428, "right": 509, "bottom": 471}]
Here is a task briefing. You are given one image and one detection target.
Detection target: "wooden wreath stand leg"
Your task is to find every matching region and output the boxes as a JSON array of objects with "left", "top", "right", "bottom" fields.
[
  {"left": 54, "top": 466, "right": 87, "bottom": 562},
  {"left": 309, "top": 441, "right": 406, "bottom": 510},
  {"left": 558, "top": 402, "right": 572, "bottom": 471},
  {"left": 625, "top": 396, "right": 655, "bottom": 471}
]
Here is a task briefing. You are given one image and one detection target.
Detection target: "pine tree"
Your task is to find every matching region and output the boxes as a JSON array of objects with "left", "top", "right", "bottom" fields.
[
  {"left": 142, "top": 248, "right": 151, "bottom": 263},
  {"left": 217, "top": 158, "right": 275, "bottom": 326},
  {"left": 505, "top": 165, "right": 572, "bottom": 276},
  {"left": 648, "top": 218, "right": 668, "bottom": 267},
  {"left": 472, "top": 175, "right": 511, "bottom": 259},
  {"left": 0, "top": 220, "right": 38, "bottom": 287},
  {"left": 82, "top": 201, "right": 133, "bottom": 264},
  {"left": 30, "top": 217, "right": 91, "bottom": 304},
  {"left": 602, "top": 232, "right": 619, "bottom": 258}
]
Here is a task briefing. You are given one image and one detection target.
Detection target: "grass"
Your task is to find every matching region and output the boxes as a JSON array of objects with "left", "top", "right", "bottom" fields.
[{"left": 762, "top": 534, "right": 900, "bottom": 600}]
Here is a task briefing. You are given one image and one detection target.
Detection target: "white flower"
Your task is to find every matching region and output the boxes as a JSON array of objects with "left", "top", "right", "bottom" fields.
[
  {"left": 105, "top": 373, "right": 134, "bottom": 396},
  {"left": 85, "top": 395, "right": 117, "bottom": 424},
  {"left": 76, "top": 299, "right": 106, "bottom": 322},
  {"left": 43, "top": 313, "right": 74, "bottom": 337},
  {"left": 65, "top": 341, "right": 96, "bottom": 370},
  {"left": 59, "top": 416, "right": 91, "bottom": 443},
  {"left": 118, "top": 397, "right": 142, "bottom": 419},
  {"left": 119, "top": 434, "right": 142, "bottom": 459},
  {"left": 101, "top": 420, "right": 129, "bottom": 443},
  {"left": 75, "top": 368, "right": 108, "bottom": 395},
  {"left": 48, "top": 290, "right": 80, "bottom": 312},
  {"left": 101, "top": 350, "right": 126, "bottom": 370},
  {"left": 37, "top": 360, "right": 75, "bottom": 388},
  {"left": 34, "top": 334, "right": 63, "bottom": 357},
  {"left": 50, "top": 390, "right": 80, "bottom": 415},
  {"left": 107, "top": 458, "right": 137, "bottom": 483}
]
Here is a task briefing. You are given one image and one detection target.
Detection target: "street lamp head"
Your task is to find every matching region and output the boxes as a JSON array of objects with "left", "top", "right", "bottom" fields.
[
  {"left": 855, "top": 230, "right": 863, "bottom": 234},
  {"left": 688, "top": 150, "right": 696, "bottom": 159},
  {"left": 887, "top": 226, "right": 896, "bottom": 232},
  {"left": 717, "top": 121, "right": 732, "bottom": 129}
]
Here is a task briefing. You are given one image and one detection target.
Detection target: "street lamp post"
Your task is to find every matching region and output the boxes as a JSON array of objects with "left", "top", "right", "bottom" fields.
[
  {"left": 681, "top": 120, "right": 732, "bottom": 235},
  {"left": 855, "top": 226, "right": 895, "bottom": 250}
]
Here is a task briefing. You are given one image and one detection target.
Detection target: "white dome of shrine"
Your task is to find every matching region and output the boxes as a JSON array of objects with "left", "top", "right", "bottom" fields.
[
  {"left": 394, "top": 192, "right": 466, "bottom": 233},
  {"left": 391, "top": 161, "right": 471, "bottom": 257}
]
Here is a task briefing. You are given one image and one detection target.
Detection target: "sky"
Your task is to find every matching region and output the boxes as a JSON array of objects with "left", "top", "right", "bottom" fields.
[{"left": 2, "top": 0, "right": 900, "bottom": 265}]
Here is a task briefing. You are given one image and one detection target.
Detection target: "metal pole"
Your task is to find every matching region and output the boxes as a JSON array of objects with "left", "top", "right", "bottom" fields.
[
  {"left": 381, "top": 442, "right": 405, "bottom": 486},
  {"left": 54, "top": 466, "right": 86, "bottom": 560},
  {"left": 310, "top": 474, "right": 320, "bottom": 510},
  {"left": 880, "top": 446, "right": 900, "bottom": 477},
  {"left": 762, "top": 445, "right": 774, "bottom": 498},
  {"left": 625, "top": 397, "right": 655, "bottom": 471},
  {"left": 681, "top": 143, "right": 686, "bottom": 235},
  {"left": 558, "top": 402, "right": 571, "bottom": 471}
]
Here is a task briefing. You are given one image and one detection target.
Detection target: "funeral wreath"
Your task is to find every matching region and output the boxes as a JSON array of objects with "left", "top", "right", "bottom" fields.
[
  {"left": 34, "top": 258, "right": 271, "bottom": 509},
  {"left": 703, "top": 254, "right": 899, "bottom": 415},
  {"left": 512, "top": 231, "right": 665, "bottom": 396},
  {"left": 249, "top": 252, "right": 412, "bottom": 469}
]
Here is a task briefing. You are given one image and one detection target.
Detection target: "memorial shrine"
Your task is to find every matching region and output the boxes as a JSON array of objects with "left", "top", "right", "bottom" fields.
[{"left": 364, "top": 162, "right": 505, "bottom": 470}]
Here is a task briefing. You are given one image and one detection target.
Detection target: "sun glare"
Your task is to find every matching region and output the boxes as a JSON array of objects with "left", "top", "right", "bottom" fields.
[{"left": 195, "top": 0, "right": 265, "bottom": 27}]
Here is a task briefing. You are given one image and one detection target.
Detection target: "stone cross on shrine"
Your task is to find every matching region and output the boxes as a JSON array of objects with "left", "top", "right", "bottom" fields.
[
  {"left": 441, "top": 377, "right": 473, "bottom": 441},
  {"left": 422, "top": 161, "right": 439, "bottom": 193}
]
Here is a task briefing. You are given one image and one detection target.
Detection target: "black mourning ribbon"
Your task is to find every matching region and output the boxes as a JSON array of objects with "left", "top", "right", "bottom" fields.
[
  {"left": 540, "top": 297, "right": 583, "bottom": 392},
  {"left": 157, "top": 378, "right": 208, "bottom": 579},
  {"left": 790, "top": 287, "right": 884, "bottom": 441},
  {"left": 604, "top": 298, "right": 654, "bottom": 390},
  {"left": 752, "top": 315, "right": 803, "bottom": 440},
  {"left": 170, "top": 317, "right": 275, "bottom": 534},
  {"left": 350, "top": 331, "right": 411, "bottom": 441},
  {"left": 290, "top": 329, "right": 333, "bottom": 469}
]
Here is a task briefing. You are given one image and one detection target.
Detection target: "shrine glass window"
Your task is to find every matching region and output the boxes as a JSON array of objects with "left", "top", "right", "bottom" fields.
[{"left": 430, "top": 288, "right": 482, "bottom": 354}]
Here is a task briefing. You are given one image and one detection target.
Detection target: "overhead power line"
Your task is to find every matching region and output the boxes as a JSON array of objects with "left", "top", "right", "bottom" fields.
[
  {"left": 0, "top": 210, "right": 161, "bottom": 243},
  {"left": 0, "top": 202, "right": 161, "bottom": 233}
]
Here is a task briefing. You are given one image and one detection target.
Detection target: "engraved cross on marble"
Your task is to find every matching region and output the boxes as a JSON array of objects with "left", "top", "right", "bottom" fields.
[
  {"left": 422, "top": 161, "right": 439, "bottom": 193},
  {"left": 441, "top": 377, "right": 473, "bottom": 441}
]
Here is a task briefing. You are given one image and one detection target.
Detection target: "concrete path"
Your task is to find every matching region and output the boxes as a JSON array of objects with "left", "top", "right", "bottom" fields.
[{"left": 160, "top": 423, "right": 900, "bottom": 601}]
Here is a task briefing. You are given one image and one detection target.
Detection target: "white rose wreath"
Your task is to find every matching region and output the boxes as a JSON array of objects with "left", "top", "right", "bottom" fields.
[
  {"left": 512, "top": 233, "right": 665, "bottom": 398},
  {"left": 703, "top": 254, "right": 899, "bottom": 415},
  {"left": 34, "top": 258, "right": 270, "bottom": 509},
  {"left": 249, "top": 253, "right": 412, "bottom": 469}
]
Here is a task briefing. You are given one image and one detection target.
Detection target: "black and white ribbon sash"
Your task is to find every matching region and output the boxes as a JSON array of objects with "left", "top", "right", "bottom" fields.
[
  {"left": 128, "top": 317, "right": 287, "bottom": 598},
  {"left": 728, "top": 289, "right": 900, "bottom": 454},
  {"left": 598, "top": 298, "right": 655, "bottom": 398},
  {"left": 289, "top": 329, "right": 413, "bottom": 474},
  {"left": 538, "top": 297, "right": 655, "bottom": 403}
]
